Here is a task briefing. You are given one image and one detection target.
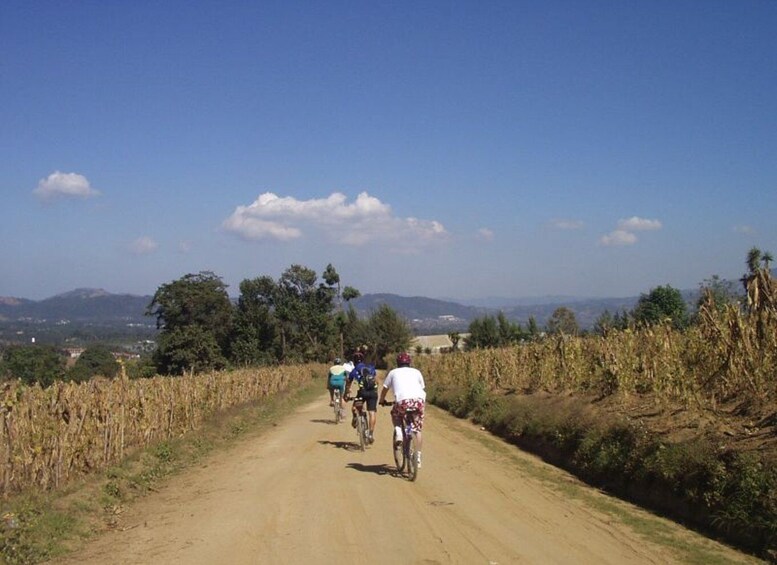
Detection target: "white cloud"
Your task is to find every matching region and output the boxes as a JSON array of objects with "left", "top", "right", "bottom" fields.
[
  {"left": 616, "top": 216, "right": 662, "bottom": 231},
  {"left": 599, "top": 215, "right": 662, "bottom": 247},
  {"left": 733, "top": 225, "right": 755, "bottom": 235},
  {"left": 33, "top": 171, "right": 100, "bottom": 201},
  {"left": 128, "top": 236, "right": 159, "bottom": 255},
  {"left": 476, "top": 227, "right": 495, "bottom": 241},
  {"left": 549, "top": 218, "right": 584, "bottom": 230},
  {"left": 599, "top": 230, "right": 638, "bottom": 247},
  {"left": 222, "top": 191, "right": 448, "bottom": 250}
]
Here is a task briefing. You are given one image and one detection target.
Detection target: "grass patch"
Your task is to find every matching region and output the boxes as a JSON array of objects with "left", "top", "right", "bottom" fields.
[{"left": 0, "top": 376, "right": 323, "bottom": 565}]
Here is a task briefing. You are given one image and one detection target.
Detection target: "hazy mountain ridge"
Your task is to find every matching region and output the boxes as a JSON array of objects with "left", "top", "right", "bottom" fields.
[
  {"left": 351, "top": 293, "right": 491, "bottom": 321},
  {"left": 0, "top": 288, "right": 152, "bottom": 323},
  {"left": 1, "top": 276, "right": 758, "bottom": 335}
]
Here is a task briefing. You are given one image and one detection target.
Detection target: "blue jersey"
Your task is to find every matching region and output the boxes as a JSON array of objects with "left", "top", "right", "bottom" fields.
[{"left": 348, "top": 362, "right": 376, "bottom": 388}]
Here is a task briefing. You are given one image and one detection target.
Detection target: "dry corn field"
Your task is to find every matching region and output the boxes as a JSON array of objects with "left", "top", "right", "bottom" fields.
[
  {"left": 417, "top": 273, "right": 777, "bottom": 410},
  {"left": 0, "top": 365, "right": 322, "bottom": 495}
]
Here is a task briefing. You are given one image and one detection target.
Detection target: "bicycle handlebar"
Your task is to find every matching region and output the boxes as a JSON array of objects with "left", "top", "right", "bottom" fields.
[{"left": 344, "top": 395, "right": 364, "bottom": 402}]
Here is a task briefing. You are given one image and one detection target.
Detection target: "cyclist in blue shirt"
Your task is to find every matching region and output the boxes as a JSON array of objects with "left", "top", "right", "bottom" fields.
[{"left": 344, "top": 351, "right": 379, "bottom": 444}]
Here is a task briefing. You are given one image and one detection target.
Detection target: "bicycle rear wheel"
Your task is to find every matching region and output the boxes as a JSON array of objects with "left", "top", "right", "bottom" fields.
[
  {"left": 333, "top": 391, "right": 341, "bottom": 424},
  {"left": 407, "top": 434, "right": 419, "bottom": 481},
  {"left": 393, "top": 433, "right": 404, "bottom": 472}
]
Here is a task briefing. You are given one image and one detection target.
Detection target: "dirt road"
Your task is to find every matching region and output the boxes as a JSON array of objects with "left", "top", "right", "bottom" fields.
[{"left": 56, "top": 394, "right": 758, "bottom": 564}]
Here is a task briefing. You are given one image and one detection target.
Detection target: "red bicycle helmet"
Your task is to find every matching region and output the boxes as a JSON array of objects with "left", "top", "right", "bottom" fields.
[{"left": 396, "top": 352, "right": 412, "bottom": 366}]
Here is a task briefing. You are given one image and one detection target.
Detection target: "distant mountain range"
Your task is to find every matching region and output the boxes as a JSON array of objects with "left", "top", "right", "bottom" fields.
[
  {"left": 0, "top": 287, "right": 635, "bottom": 332},
  {"left": 349, "top": 293, "right": 642, "bottom": 331},
  {"left": 0, "top": 287, "right": 646, "bottom": 334},
  {"left": 1, "top": 277, "right": 758, "bottom": 338},
  {"left": 0, "top": 288, "right": 151, "bottom": 324}
]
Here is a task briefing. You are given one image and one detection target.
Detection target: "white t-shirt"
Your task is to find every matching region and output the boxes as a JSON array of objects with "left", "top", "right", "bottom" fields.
[{"left": 383, "top": 366, "right": 426, "bottom": 402}]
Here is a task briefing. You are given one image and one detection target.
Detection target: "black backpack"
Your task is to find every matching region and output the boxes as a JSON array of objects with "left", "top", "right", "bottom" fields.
[{"left": 360, "top": 366, "right": 377, "bottom": 391}]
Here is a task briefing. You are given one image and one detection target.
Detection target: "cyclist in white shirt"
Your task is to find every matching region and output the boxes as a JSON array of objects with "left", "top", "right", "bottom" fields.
[{"left": 379, "top": 352, "right": 426, "bottom": 467}]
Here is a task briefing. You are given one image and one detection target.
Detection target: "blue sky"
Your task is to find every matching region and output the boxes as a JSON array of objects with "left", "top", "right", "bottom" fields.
[{"left": 2, "top": 1, "right": 776, "bottom": 301}]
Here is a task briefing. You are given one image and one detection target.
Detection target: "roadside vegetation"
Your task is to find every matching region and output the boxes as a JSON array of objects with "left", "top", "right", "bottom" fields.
[
  {"left": 0, "top": 369, "right": 324, "bottom": 564},
  {"left": 418, "top": 248, "right": 777, "bottom": 559}
]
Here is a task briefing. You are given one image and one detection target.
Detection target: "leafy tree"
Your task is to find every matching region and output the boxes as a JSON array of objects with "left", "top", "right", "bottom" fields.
[
  {"left": 125, "top": 355, "right": 157, "bottom": 379},
  {"left": 0, "top": 345, "right": 65, "bottom": 387},
  {"left": 496, "top": 312, "right": 517, "bottom": 343},
  {"left": 464, "top": 312, "right": 527, "bottom": 349},
  {"left": 69, "top": 344, "right": 120, "bottom": 381},
  {"left": 342, "top": 304, "right": 370, "bottom": 359},
  {"left": 147, "top": 271, "right": 234, "bottom": 375},
  {"left": 527, "top": 316, "right": 540, "bottom": 340},
  {"left": 231, "top": 276, "right": 278, "bottom": 366},
  {"left": 546, "top": 307, "right": 579, "bottom": 336},
  {"left": 593, "top": 310, "right": 615, "bottom": 336},
  {"left": 363, "top": 304, "right": 413, "bottom": 366},
  {"left": 322, "top": 263, "right": 360, "bottom": 358},
  {"left": 274, "top": 264, "right": 339, "bottom": 362},
  {"left": 696, "top": 275, "right": 739, "bottom": 315},
  {"left": 593, "top": 309, "right": 630, "bottom": 335},
  {"left": 342, "top": 286, "right": 361, "bottom": 302},
  {"left": 465, "top": 315, "right": 500, "bottom": 349},
  {"left": 632, "top": 285, "right": 688, "bottom": 328},
  {"left": 154, "top": 326, "right": 226, "bottom": 375}
]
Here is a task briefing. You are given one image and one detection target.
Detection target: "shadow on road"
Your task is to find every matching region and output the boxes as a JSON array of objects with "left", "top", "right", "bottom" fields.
[
  {"left": 345, "top": 462, "right": 395, "bottom": 476},
  {"left": 318, "top": 440, "right": 354, "bottom": 450},
  {"left": 310, "top": 419, "right": 338, "bottom": 425}
]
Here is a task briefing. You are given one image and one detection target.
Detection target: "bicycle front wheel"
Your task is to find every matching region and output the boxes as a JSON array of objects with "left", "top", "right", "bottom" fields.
[{"left": 356, "top": 414, "right": 367, "bottom": 451}]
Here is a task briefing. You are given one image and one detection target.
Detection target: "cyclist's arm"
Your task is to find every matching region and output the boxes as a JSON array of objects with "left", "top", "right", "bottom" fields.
[
  {"left": 344, "top": 375, "right": 353, "bottom": 398},
  {"left": 379, "top": 372, "right": 393, "bottom": 405}
]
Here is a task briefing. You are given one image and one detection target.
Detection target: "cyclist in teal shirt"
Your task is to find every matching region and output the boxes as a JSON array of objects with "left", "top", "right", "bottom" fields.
[{"left": 327, "top": 358, "right": 347, "bottom": 415}]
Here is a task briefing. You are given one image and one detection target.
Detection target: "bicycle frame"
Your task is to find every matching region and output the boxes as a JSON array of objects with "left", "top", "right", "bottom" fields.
[{"left": 352, "top": 398, "right": 369, "bottom": 451}]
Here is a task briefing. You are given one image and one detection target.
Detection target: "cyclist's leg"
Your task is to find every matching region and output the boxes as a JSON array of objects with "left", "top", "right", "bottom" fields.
[
  {"left": 351, "top": 391, "right": 364, "bottom": 427},
  {"left": 390, "top": 402, "right": 404, "bottom": 445},
  {"left": 365, "top": 391, "right": 378, "bottom": 435},
  {"left": 410, "top": 400, "right": 425, "bottom": 451},
  {"left": 337, "top": 382, "right": 346, "bottom": 411},
  {"left": 352, "top": 389, "right": 362, "bottom": 415}
]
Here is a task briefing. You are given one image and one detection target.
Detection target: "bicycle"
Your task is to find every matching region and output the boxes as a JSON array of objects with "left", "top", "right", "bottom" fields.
[
  {"left": 332, "top": 388, "right": 344, "bottom": 424},
  {"left": 382, "top": 401, "right": 420, "bottom": 481},
  {"left": 345, "top": 395, "right": 370, "bottom": 451}
]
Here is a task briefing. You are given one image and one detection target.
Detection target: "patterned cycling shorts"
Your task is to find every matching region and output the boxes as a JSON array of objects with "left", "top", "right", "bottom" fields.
[{"left": 390, "top": 399, "right": 425, "bottom": 431}]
